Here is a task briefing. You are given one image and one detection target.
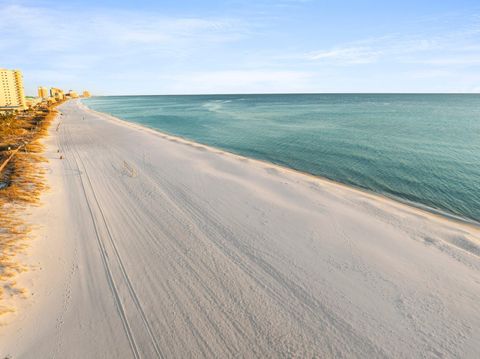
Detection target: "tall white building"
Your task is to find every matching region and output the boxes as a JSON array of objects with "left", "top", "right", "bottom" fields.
[
  {"left": 38, "top": 86, "right": 49, "bottom": 99},
  {"left": 0, "top": 69, "right": 27, "bottom": 110}
]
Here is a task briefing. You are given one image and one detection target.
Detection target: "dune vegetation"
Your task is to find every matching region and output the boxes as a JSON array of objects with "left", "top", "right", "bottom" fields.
[{"left": 0, "top": 105, "right": 58, "bottom": 315}]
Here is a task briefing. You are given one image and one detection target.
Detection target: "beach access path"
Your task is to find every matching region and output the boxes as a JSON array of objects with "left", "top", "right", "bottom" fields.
[{"left": 2, "top": 100, "right": 480, "bottom": 358}]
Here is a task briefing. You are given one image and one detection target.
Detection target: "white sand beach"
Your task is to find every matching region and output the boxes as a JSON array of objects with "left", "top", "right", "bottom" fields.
[{"left": 1, "top": 100, "right": 480, "bottom": 358}]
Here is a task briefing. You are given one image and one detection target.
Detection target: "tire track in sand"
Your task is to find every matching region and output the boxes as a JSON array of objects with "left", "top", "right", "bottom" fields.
[
  {"left": 65, "top": 125, "right": 163, "bottom": 358},
  {"left": 63, "top": 127, "right": 141, "bottom": 359}
]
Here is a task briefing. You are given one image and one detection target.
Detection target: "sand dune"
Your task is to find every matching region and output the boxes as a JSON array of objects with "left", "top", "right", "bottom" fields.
[{"left": 1, "top": 100, "right": 480, "bottom": 358}]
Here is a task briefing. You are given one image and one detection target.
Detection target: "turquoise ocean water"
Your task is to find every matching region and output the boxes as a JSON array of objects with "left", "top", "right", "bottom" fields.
[{"left": 83, "top": 94, "right": 480, "bottom": 224}]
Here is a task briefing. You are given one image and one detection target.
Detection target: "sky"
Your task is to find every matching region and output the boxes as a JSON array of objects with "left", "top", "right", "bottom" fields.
[{"left": 1, "top": 0, "right": 480, "bottom": 95}]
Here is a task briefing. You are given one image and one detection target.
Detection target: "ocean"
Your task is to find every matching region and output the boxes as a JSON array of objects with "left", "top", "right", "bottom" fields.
[{"left": 83, "top": 94, "right": 480, "bottom": 223}]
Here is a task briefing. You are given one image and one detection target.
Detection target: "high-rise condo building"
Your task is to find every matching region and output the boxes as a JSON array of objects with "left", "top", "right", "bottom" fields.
[
  {"left": 38, "top": 86, "right": 49, "bottom": 99},
  {"left": 0, "top": 69, "right": 27, "bottom": 110}
]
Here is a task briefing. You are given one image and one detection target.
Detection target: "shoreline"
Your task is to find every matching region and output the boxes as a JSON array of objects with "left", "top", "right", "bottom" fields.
[
  {"left": 2, "top": 99, "right": 479, "bottom": 357},
  {"left": 79, "top": 100, "right": 480, "bottom": 232}
]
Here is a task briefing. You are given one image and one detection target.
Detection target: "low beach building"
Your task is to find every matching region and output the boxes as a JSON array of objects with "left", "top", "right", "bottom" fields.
[
  {"left": 25, "top": 97, "right": 43, "bottom": 109},
  {"left": 0, "top": 68, "right": 27, "bottom": 111},
  {"left": 50, "top": 87, "right": 65, "bottom": 101},
  {"left": 68, "top": 90, "right": 79, "bottom": 98},
  {"left": 45, "top": 97, "right": 57, "bottom": 106},
  {"left": 82, "top": 90, "right": 91, "bottom": 97}
]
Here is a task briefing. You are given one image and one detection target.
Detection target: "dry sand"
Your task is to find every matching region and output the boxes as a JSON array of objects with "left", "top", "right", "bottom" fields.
[{"left": 1, "top": 100, "right": 480, "bottom": 358}]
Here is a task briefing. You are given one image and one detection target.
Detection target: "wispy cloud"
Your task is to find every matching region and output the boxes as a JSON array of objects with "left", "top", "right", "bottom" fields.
[
  {"left": 0, "top": 2, "right": 254, "bottom": 92},
  {"left": 305, "top": 24, "right": 480, "bottom": 67},
  {"left": 3, "top": 5, "right": 244, "bottom": 43},
  {"left": 1, "top": 0, "right": 479, "bottom": 94},
  {"left": 103, "top": 70, "right": 316, "bottom": 95},
  {"left": 169, "top": 70, "right": 313, "bottom": 93},
  {"left": 405, "top": 56, "right": 480, "bottom": 66},
  {"left": 0, "top": 3, "right": 246, "bottom": 62},
  {"left": 306, "top": 47, "right": 382, "bottom": 64}
]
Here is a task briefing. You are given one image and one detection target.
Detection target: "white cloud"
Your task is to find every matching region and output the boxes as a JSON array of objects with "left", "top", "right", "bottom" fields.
[
  {"left": 407, "top": 56, "right": 480, "bottom": 66},
  {"left": 306, "top": 47, "right": 382, "bottom": 64},
  {"left": 0, "top": 2, "right": 251, "bottom": 93},
  {"left": 305, "top": 25, "right": 480, "bottom": 67},
  {"left": 0, "top": 4, "right": 245, "bottom": 54},
  {"left": 160, "top": 70, "right": 315, "bottom": 94},
  {"left": 1, "top": 1, "right": 479, "bottom": 94}
]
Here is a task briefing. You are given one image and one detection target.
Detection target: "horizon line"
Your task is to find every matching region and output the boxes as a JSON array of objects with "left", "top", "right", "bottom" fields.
[{"left": 84, "top": 92, "right": 480, "bottom": 97}]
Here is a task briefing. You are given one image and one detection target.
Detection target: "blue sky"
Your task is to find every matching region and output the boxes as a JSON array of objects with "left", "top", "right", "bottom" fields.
[{"left": 1, "top": 0, "right": 480, "bottom": 95}]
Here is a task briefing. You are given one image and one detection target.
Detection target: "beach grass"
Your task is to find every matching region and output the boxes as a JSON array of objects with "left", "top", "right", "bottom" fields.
[{"left": 0, "top": 104, "right": 58, "bottom": 315}]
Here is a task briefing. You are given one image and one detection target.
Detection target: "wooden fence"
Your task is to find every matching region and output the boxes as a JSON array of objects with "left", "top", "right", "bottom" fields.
[{"left": 0, "top": 145, "right": 24, "bottom": 174}]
